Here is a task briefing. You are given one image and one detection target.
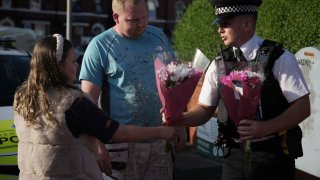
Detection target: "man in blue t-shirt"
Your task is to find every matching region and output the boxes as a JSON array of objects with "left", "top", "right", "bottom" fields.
[{"left": 79, "top": 0, "right": 186, "bottom": 179}]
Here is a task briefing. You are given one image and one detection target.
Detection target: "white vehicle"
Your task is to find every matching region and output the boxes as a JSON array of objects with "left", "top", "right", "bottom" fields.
[
  {"left": 0, "top": 26, "right": 37, "bottom": 53},
  {"left": 0, "top": 39, "right": 31, "bottom": 179}
]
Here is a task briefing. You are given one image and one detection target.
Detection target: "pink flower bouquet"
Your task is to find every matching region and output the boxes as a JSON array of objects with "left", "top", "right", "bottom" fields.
[
  {"left": 219, "top": 70, "right": 264, "bottom": 125},
  {"left": 154, "top": 57, "right": 203, "bottom": 125}
]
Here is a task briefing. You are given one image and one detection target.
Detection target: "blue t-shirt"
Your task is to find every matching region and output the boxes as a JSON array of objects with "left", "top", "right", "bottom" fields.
[{"left": 79, "top": 25, "right": 174, "bottom": 126}]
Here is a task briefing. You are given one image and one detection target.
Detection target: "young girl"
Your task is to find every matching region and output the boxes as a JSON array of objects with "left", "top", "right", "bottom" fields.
[{"left": 13, "top": 34, "right": 177, "bottom": 180}]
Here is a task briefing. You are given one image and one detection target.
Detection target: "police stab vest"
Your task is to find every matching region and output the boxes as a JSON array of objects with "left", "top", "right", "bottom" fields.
[
  {"left": 216, "top": 40, "right": 303, "bottom": 158},
  {"left": 216, "top": 40, "right": 285, "bottom": 131}
]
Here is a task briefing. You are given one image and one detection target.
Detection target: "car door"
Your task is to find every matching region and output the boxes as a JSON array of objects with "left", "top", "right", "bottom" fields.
[{"left": 0, "top": 54, "right": 30, "bottom": 178}]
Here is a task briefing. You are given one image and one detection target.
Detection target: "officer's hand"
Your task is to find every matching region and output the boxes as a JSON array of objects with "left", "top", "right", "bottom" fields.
[{"left": 237, "top": 119, "right": 268, "bottom": 141}]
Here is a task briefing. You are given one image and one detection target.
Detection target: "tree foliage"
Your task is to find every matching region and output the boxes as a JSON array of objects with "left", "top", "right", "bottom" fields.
[
  {"left": 172, "top": 0, "right": 320, "bottom": 61},
  {"left": 172, "top": 0, "right": 217, "bottom": 61}
]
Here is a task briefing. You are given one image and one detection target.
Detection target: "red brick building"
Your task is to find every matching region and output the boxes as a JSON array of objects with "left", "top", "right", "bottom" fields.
[{"left": 0, "top": 0, "right": 191, "bottom": 47}]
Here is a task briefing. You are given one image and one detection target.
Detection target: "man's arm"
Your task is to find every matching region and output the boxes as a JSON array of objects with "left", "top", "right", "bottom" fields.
[
  {"left": 238, "top": 94, "right": 310, "bottom": 141},
  {"left": 79, "top": 134, "right": 112, "bottom": 175},
  {"left": 110, "top": 125, "right": 177, "bottom": 142},
  {"left": 179, "top": 104, "right": 217, "bottom": 127},
  {"left": 81, "top": 80, "right": 101, "bottom": 105},
  {"left": 268, "top": 94, "right": 310, "bottom": 132}
]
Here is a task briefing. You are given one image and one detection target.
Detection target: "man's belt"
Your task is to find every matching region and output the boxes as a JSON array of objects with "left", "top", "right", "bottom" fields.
[{"left": 232, "top": 136, "right": 283, "bottom": 154}]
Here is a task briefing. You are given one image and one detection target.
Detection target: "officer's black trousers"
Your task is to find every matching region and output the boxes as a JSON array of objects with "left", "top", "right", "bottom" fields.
[{"left": 221, "top": 138, "right": 295, "bottom": 180}]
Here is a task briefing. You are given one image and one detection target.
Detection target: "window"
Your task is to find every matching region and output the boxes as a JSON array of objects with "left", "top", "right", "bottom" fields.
[
  {"left": 22, "top": 20, "right": 50, "bottom": 38},
  {"left": 147, "top": 0, "right": 158, "bottom": 20},
  {"left": 2, "top": 0, "right": 12, "bottom": 8},
  {"left": 72, "top": 0, "right": 82, "bottom": 12},
  {"left": 0, "top": 17, "right": 15, "bottom": 27},
  {"left": 91, "top": 23, "right": 105, "bottom": 36},
  {"left": 175, "top": 0, "right": 186, "bottom": 20},
  {"left": 30, "top": 0, "right": 41, "bottom": 10},
  {"left": 34, "top": 24, "right": 46, "bottom": 37},
  {"left": 95, "top": 0, "right": 102, "bottom": 13}
]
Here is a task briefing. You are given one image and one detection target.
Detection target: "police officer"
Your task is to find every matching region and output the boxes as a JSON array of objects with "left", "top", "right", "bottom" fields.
[{"left": 170, "top": 0, "right": 311, "bottom": 179}]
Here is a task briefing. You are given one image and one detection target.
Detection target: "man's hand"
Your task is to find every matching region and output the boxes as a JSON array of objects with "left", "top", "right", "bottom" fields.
[
  {"left": 79, "top": 135, "right": 112, "bottom": 175},
  {"left": 237, "top": 119, "right": 268, "bottom": 141},
  {"left": 174, "top": 127, "right": 187, "bottom": 151},
  {"left": 96, "top": 141, "right": 112, "bottom": 176}
]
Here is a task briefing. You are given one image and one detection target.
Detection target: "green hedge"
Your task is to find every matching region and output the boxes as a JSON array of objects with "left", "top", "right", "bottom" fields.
[
  {"left": 172, "top": 0, "right": 216, "bottom": 61},
  {"left": 173, "top": 0, "right": 320, "bottom": 61}
]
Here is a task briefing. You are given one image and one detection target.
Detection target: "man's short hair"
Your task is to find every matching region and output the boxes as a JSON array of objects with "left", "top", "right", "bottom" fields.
[{"left": 112, "top": 0, "right": 145, "bottom": 13}]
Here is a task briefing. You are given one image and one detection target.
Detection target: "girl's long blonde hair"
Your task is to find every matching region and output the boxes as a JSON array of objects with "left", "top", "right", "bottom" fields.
[{"left": 14, "top": 35, "right": 75, "bottom": 126}]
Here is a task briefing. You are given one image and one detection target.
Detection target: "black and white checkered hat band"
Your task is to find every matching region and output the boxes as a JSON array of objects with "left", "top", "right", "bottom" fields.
[{"left": 215, "top": 5, "right": 257, "bottom": 15}]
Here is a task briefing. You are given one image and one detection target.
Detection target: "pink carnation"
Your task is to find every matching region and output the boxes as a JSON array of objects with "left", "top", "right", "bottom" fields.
[{"left": 219, "top": 70, "right": 264, "bottom": 125}]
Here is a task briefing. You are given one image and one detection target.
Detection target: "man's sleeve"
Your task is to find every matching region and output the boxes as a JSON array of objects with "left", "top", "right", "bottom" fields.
[
  {"left": 273, "top": 50, "right": 310, "bottom": 103},
  {"left": 198, "top": 61, "right": 219, "bottom": 106},
  {"left": 79, "top": 40, "right": 105, "bottom": 88}
]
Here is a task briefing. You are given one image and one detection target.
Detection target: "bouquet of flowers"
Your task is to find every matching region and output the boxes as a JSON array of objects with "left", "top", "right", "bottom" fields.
[
  {"left": 154, "top": 55, "right": 203, "bottom": 125},
  {"left": 219, "top": 69, "right": 264, "bottom": 175},
  {"left": 219, "top": 70, "right": 264, "bottom": 125}
]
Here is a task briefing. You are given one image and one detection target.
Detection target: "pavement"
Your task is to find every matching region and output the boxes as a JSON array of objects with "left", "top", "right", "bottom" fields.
[
  {"left": 173, "top": 145, "right": 320, "bottom": 180},
  {"left": 173, "top": 144, "right": 223, "bottom": 180},
  {"left": 1, "top": 144, "right": 223, "bottom": 180}
]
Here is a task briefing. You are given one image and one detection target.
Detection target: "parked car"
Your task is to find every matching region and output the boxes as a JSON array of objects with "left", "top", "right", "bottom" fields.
[
  {"left": 0, "top": 26, "right": 38, "bottom": 53},
  {"left": 0, "top": 40, "right": 31, "bottom": 179}
]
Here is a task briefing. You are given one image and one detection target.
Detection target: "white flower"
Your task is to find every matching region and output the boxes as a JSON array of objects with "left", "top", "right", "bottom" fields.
[{"left": 157, "top": 61, "right": 197, "bottom": 88}]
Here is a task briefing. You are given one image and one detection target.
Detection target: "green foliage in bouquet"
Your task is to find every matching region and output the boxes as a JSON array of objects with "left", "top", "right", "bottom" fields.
[{"left": 172, "top": 0, "right": 320, "bottom": 61}]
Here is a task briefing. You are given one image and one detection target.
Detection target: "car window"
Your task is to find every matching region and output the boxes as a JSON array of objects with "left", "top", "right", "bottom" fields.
[{"left": 0, "top": 55, "right": 30, "bottom": 106}]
